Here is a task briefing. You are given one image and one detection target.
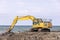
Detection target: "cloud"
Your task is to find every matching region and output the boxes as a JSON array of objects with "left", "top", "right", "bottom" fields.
[{"left": 16, "top": 7, "right": 42, "bottom": 14}]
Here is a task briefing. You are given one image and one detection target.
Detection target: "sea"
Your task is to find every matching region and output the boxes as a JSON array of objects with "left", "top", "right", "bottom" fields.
[{"left": 0, "top": 25, "right": 60, "bottom": 33}]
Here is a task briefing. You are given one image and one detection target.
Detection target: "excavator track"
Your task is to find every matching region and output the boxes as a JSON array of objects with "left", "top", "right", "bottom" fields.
[
  {"left": 41, "top": 28, "right": 50, "bottom": 32},
  {"left": 30, "top": 28, "right": 50, "bottom": 32}
]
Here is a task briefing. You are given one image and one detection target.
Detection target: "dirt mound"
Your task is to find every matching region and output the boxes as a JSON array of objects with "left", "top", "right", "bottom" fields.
[{"left": 0, "top": 32, "right": 60, "bottom": 40}]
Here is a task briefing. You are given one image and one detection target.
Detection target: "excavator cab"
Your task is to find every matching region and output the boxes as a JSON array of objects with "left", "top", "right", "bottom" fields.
[{"left": 32, "top": 18, "right": 52, "bottom": 32}]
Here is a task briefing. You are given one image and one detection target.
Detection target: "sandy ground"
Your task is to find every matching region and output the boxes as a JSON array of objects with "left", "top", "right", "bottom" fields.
[{"left": 0, "top": 32, "right": 60, "bottom": 40}]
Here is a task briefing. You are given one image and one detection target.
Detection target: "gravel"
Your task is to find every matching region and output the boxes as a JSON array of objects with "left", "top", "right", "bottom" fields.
[{"left": 0, "top": 32, "right": 60, "bottom": 40}]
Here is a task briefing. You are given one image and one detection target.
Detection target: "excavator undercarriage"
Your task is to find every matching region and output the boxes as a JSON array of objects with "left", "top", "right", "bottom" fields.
[{"left": 30, "top": 28, "right": 50, "bottom": 32}]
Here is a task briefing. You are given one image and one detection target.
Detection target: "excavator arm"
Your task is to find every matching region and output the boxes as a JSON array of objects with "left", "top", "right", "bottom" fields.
[{"left": 7, "top": 15, "right": 35, "bottom": 32}]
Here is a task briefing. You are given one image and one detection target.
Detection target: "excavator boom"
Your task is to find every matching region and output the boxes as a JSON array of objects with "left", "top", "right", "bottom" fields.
[{"left": 7, "top": 15, "right": 35, "bottom": 32}]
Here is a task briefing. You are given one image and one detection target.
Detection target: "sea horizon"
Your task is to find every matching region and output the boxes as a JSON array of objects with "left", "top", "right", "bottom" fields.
[{"left": 0, "top": 25, "right": 60, "bottom": 33}]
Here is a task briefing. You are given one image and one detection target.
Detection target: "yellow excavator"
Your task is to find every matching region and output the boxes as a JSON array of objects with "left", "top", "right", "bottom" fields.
[{"left": 6, "top": 15, "right": 52, "bottom": 33}]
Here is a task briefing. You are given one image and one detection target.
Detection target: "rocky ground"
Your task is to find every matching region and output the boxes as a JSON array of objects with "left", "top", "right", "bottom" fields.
[{"left": 0, "top": 32, "right": 60, "bottom": 40}]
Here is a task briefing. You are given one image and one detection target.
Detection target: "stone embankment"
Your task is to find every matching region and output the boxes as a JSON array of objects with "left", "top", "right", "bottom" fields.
[{"left": 0, "top": 32, "right": 60, "bottom": 40}]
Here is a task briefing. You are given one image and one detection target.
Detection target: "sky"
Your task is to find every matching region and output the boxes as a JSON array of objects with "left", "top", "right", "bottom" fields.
[{"left": 0, "top": 0, "right": 60, "bottom": 25}]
